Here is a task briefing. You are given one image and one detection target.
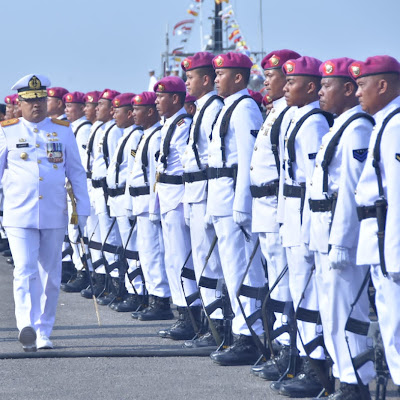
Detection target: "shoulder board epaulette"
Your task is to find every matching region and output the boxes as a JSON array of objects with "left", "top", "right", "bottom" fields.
[
  {"left": 51, "top": 118, "right": 70, "bottom": 127},
  {"left": 1, "top": 118, "right": 20, "bottom": 127},
  {"left": 177, "top": 119, "right": 185, "bottom": 126}
]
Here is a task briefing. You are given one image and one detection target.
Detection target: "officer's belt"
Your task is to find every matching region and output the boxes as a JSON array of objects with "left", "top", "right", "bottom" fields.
[
  {"left": 250, "top": 180, "right": 279, "bottom": 198},
  {"left": 107, "top": 186, "right": 126, "bottom": 197},
  {"left": 92, "top": 177, "right": 107, "bottom": 189},
  {"left": 356, "top": 205, "right": 377, "bottom": 221},
  {"left": 182, "top": 170, "right": 207, "bottom": 183},
  {"left": 156, "top": 173, "right": 183, "bottom": 185},
  {"left": 206, "top": 166, "right": 237, "bottom": 179},
  {"left": 129, "top": 186, "right": 150, "bottom": 197},
  {"left": 309, "top": 198, "right": 333, "bottom": 212},
  {"left": 86, "top": 172, "right": 92, "bottom": 179},
  {"left": 283, "top": 183, "right": 302, "bottom": 198}
]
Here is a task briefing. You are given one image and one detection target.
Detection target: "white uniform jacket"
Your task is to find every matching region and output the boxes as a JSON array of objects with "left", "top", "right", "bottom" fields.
[
  {"left": 356, "top": 96, "right": 400, "bottom": 273},
  {"left": 182, "top": 91, "right": 223, "bottom": 204},
  {"left": 207, "top": 88, "right": 263, "bottom": 217},
  {"left": 309, "top": 105, "right": 373, "bottom": 253},
  {"left": 71, "top": 116, "right": 92, "bottom": 167},
  {"left": 0, "top": 117, "right": 90, "bottom": 228},
  {"left": 126, "top": 122, "right": 161, "bottom": 216}
]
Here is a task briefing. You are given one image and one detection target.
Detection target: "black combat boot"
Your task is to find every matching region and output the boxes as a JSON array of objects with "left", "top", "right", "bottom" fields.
[
  {"left": 210, "top": 334, "right": 261, "bottom": 366},
  {"left": 323, "top": 383, "right": 370, "bottom": 400},
  {"left": 113, "top": 294, "right": 146, "bottom": 312},
  {"left": 81, "top": 272, "right": 105, "bottom": 298},
  {"left": 158, "top": 306, "right": 201, "bottom": 340},
  {"left": 183, "top": 319, "right": 224, "bottom": 349},
  {"left": 61, "top": 270, "right": 89, "bottom": 293},
  {"left": 136, "top": 296, "right": 174, "bottom": 320},
  {"left": 61, "top": 261, "right": 76, "bottom": 284},
  {"left": 109, "top": 280, "right": 128, "bottom": 310},
  {"left": 254, "top": 345, "right": 294, "bottom": 380},
  {"left": 96, "top": 276, "right": 118, "bottom": 306},
  {"left": 0, "top": 238, "right": 9, "bottom": 252}
]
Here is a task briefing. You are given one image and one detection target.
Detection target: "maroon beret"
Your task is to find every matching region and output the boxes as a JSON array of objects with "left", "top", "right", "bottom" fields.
[
  {"left": 212, "top": 52, "right": 253, "bottom": 69},
  {"left": 320, "top": 57, "right": 355, "bottom": 79},
  {"left": 63, "top": 91, "right": 86, "bottom": 104},
  {"left": 282, "top": 56, "right": 322, "bottom": 77},
  {"left": 181, "top": 52, "right": 215, "bottom": 72},
  {"left": 99, "top": 89, "right": 121, "bottom": 101},
  {"left": 185, "top": 94, "right": 197, "bottom": 103},
  {"left": 261, "top": 49, "right": 301, "bottom": 70},
  {"left": 47, "top": 87, "right": 69, "bottom": 99},
  {"left": 112, "top": 93, "right": 135, "bottom": 108},
  {"left": 153, "top": 76, "right": 186, "bottom": 93},
  {"left": 248, "top": 89, "right": 263, "bottom": 106},
  {"left": 84, "top": 91, "right": 101, "bottom": 104},
  {"left": 4, "top": 94, "right": 16, "bottom": 104},
  {"left": 349, "top": 55, "right": 400, "bottom": 80},
  {"left": 262, "top": 93, "right": 273, "bottom": 107},
  {"left": 132, "top": 92, "right": 157, "bottom": 106}
]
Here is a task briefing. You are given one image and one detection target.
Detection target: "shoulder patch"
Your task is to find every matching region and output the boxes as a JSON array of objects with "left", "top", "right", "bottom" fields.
[
  {"left": 1, "top": 118, "right": 19, "bottom": 127},
  {"left": 353, "top": 148, "right": 368, "bottom": 162},
  {"left": 51, "top": 118, "right": 70, "bottom": 127},
  {"left": 395, "top": 153, "right": 400, "bottom": 162},
  {"left": 177, "top": 119, "right": 185, "bottom": 127},
  {"left": 250, "top": 130, "right": 259, "bottom": 138},
  {"left": 308, "top": 153, "right": 317, "bottom": 160}
]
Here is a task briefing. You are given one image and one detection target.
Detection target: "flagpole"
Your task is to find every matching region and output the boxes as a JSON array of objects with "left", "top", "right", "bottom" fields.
[
  {"left": 259, "top": 0, "right": 264, "bottom": 57},
  {"left": 199, "top": 0, "right": 204, "bottom": 50}
]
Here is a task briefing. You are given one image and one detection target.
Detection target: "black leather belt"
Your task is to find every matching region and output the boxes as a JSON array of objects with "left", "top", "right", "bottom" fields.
[
  {"left": 357, "top": 205, "right": 377, "bottom": 220},
  {"left": 92, "top": 178, "right": 106, "bottom": 189},
  {"left": 107, "top": 186, "right": 126, "bottom": 197},
  {"left": 206, "top": 167, "right": 237, "bottom": 179},
  {"left": 157, "top": 173, "right": 183, "bottom": 185},
  {"left": 283, "top": 183, "right": 302, "bottom": 198},
  {"left": 182, "top": 170, "right": 207, "bottom": 183},
  {"left": 250, "top": 181, "right": 279, "bottom": 198},
  {"left": 129, "top": 186, "right": 150, "bottom": 197},
  {"left": 309, "top": 199, "right": 332, "bottom": 212}
]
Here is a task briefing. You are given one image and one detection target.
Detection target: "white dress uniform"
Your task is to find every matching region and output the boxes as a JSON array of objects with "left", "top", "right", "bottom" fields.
[
  {"left": 207, "top": 88, "right": 265, "bottom": 336},
  {"left": 91, "top": 120, "right": 123, "bottom": 277},
  {"left": 0, "top": 117, "right": 90, "bottom": 337},
  {"left": 126, "top": 122, "right": 170, "bottom": 298},
  {"left": 250, "top": 96, "right": 295, "bottom": 345},
  {"left": 106, "top": 125, "right": 144, "bottom": 294},
  {"left": 151, "top": 108, "right": 198, "bottom": 307},
  {"left": 280, "top": 100, "right": 330, "bottom": 359},
  {"left": 309, "top": 105, "right": 375, "bottom": 384},
  {"left": 355, "top": 95, "right": 400, "bottom": 385},
  {"left": 182, "top": 91, "right": 224, "bottom": 318}
]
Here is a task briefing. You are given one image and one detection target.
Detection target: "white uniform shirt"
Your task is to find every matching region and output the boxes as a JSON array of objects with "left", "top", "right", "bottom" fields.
[
  {"left": 207, "top": 88, "right": 263, "bottom": 217},
  {"left": 0, "top": 117, "right": 90, "bottom": 229},
  {"left": 70, "top": 116, "right": 92, "bottom": 167},
  {"left": 356, "top": 96, "right": 400, "bottom": 272},
  {"left": 126, "top": 122, "right": 161, "bottom": 216},
  {"left": 182, "top": 91, "right": 223, "bottom": 204},
  {"left": 309, "top": 105, "right": 373, "bottom": 253}
]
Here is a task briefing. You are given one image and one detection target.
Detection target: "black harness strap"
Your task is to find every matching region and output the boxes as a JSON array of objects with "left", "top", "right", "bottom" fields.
[
  {"left": 270, "top": 106, "right": 291, "bottom": 176},
  {"left": 102, "top": 122, "right": 117, "bottom": 169},
  {"left": 73, "top": 120, "right": 92, "bottom": 138},
  {"left": 287, "top": 109, "right": 334, "bottom": 180},
  {"left": 191, "top": 95, "right": 223, "bottom": 170},
  {"left": 86, "top": 122, "right": 106, "bottom": 174},
  {"left": 141, "top": 125, "right": 162, "bottom": 185},
  {"left": 321, "top": 113, "right": 374, "bottom": 194},
  {"left": 115, "top": 126, "right": 143, "bottom": 186},
  {"left": 160, "top": 113, "right": 193, "bottom": 170}
]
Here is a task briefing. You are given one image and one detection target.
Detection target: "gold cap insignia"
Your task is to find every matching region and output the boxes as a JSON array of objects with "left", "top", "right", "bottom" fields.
[
  {"left": 48, "top": 89, "right": 55, "bottom": 96},
  {"left": 87, "top": 95, "right": 93, "bottom": 103},
  {"left": 158, "top": 84, "right": 165, "bottom": 92},
  {"left": 114, "top": 99, "right": 120, "bottom": 107},
  {"left": 270, "top": 55, "right": 280, "bottom": 67},
  {"left": 66, "top": 94, "right": 73, "bottom": 102},
  {"left": 103, "top": 91, "right": 109, "bottom": 98},
  {"left": 5, "top": 97, "right": 11, "bottom": 104},
  {"left": 351, "top": 65, "right": 361, "bottom": 77},
  {"left": 285, "top": 61, "right": 295, "bottom": 74},
  {"left": 20, "top": 152, "right": 28, "bottom": 160},
  {"left": 183, "top": 59, "right": 191, "bottom": 69},
  {"left": 324, "top": 62, "right": 334, "bottom": 75},
  {"left": 134, "top": 95, "right": 142, "bottom": 104},
  {"left": 215, "top": 56, "right": 224, "bottom": 67},
  {"left": 28, "top": 76, "right": 42, "bottom": 90},
  {"left": 266, "top": 95, "right": 272, "bottom": 103}
]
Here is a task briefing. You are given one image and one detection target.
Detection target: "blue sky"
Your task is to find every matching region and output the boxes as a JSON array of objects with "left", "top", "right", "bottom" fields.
[{"left": 2, "top": 0, "right": 399, "bottom": 100}]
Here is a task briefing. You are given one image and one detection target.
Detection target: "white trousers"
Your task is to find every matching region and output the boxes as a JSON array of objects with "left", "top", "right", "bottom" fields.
[
  {"left": 286, "top": 245, "right": 324, "bottom": 359},
  {"left": 86, "top": 205, "right": 101, "bottom": 271},
  {"left": 161, "top": 203, "right": 198, "bottom": 307},
  {"left": 188, "top": 201, "right": 223, "bottom": 319},
  {"left": 116, "top": 216, "right": 143, "bottom": 295},
  {"left": 371, "top": 263, "right": 400, "bottom": 385},
  {"left": 315, "top": 251, "right": 375, "bottom": 384},
  {"left": 7, "top": 227, "right": 65, "bottom": 337},
  {"left": 259, "top": 232, "right": 291, "bottom": 346},
  {"left": 212, "top": 215, "right": 266, "bottom": 336},
  {"left": 137, "top": 213, "right": 170, "bottom": 298}
]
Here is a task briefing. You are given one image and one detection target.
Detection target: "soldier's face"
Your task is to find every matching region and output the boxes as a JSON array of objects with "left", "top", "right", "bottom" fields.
[
  {"left": 47, "top": 97, "right": 63, "bottom": 116},
  {"left": 13, "top": 103, "right": 22, "bottom": 118},
  {"left": 5, "top": 104, "right": 14, "bottom": 119},
  {"left": 355, "top": 76, "right": 381, "bottom": 115},
  {"left": 84, "top": 103, "right": 97, "bottom": 122},
  {"left": 132, "top": 105, "right": 147, "bottom": 126},
  {"left": 113, "top": 106, "right": 132, "bottom": 129},
  {"left": 20, "top": 97, "right": 47, "bottom": 123},
  {"left": 96, "top": 99, "right": 113, "bottom": 122},
  {"left": 319, "top": 77, "right": 346, "bottom": 115},
  {"left": 214, "top": 69, "right": 235, "bottom": 98},
  {"left": 283, "top": 76, "right": 308, "bottom": 107},
  {"left": 264, "top": 69, "right": 286, "bottom": 101},
  {"left": 155, "top": 93, "right": 174, "bottom": 117},
  {"left": 65, "top": 103, "right": 84, "bottom": 122},
  {"left": 185, "top": 70, "right": 203, "bottom": 98}
]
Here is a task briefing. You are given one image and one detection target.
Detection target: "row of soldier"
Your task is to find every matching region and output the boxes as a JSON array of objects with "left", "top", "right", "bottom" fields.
[{"left": 2, "top": 50, "right": 399, "bottom": 400}]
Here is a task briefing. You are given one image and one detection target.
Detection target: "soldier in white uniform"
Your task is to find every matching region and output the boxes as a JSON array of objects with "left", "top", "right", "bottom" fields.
[
  {"left": 181, "top": 52, "right": 225, "bottom": 348},
  {"left": 106, "top": 93, "right": 145, "bottom": 312},
  {"left": 310, "top": 58, "right": 376, "bottom": 400},
  {"left": 150, "top": 76, "right": 200, "bottom": 340},
  {"left": 249, "top": 49, "right": 300, "bottom": 380},
  {"left": 206, "top": 52, "right": 266, "bottom": 366},
  {"left": 275, "top": 56, "right": 333, "bottom": 398},
  {"left": 126, "top": 92, "right": 173, "bottom": 321},
  {"left": 352, "top": 55, "right": 400, "bottom": 388},
  {"left": 47, "top": 87, "right": 69, "bottom": 121},
  {"left": 0, "top": 74, "right": 90, "bottom": 351}
]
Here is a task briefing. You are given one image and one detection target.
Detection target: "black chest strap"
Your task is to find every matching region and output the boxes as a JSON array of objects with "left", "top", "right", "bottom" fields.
[
  {"left": 74, "top": 120, "right": 92, "bottom": 137},
  {"left": 287, "top": 108, "right": 334, "bottom": 180},
  {"left": 86, "top": 122, "right": 106, "bottom": 173},
  {"left": 270, "top": 106, "right": 291, "bottom": 176},
  {"left": 160, "top": 113, "right": 193, "bottom": 170},
  {"left": 321, "top": 113, "right": 375, "bottom": 193},
  {"left": 102, "top": 123, "right": 117, "bottom": 169},
  {"left": 141, "top": 125, "right": 162, "bottom": 185}
]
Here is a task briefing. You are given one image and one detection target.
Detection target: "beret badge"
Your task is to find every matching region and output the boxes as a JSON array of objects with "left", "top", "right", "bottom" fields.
[
  {"left": 215, "top": 56, "right": 224, "bottom": 67},
  {"left": 270, "top": 55, "right": 280, "bottom": 66}
]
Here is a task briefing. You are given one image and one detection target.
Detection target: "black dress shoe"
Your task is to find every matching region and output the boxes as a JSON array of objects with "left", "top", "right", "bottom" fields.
[
  {"left": 61, "top": 271, "right": 89, "bottom": 293},
  {"left": 158, "top": 306, "right": 200, "bottom": 340},
  {"left": 322, "top": 383, "right": 370, "bottom": 400},
  {"left": 183, "top": 331, "right": 217, "bottom": 349},
  {"left": 81, "top": 273, "right": 105, "bottom": 298},
  {"left": 210, "top": 335, "right": 261, "bottom": 366},
  {"left": 137, "top": 296, "right": 174, "bottom": 321},
  {"left": 113, "top": 294, "right": 146, "bottom": 312}
]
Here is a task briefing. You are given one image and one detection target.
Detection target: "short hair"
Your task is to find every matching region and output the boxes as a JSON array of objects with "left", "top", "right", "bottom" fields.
[
  {"left": 175, "top": 92, "right": 186, "bottom": 106},
  {"left": 232, "top": 68, "right": 251, "bottom": 85},
  {"left": 194, "top": 67, "right": 216, "bottom": 82}
]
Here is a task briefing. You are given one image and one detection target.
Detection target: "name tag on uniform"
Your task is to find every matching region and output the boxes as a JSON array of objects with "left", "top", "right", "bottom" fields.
[
  {"left": 16, "top": 143, "right": 29, "bottom": 148},
  {"left": 308, "top": 153, "right": 317, "bottom": 160},
  {"left": 47, "top": 142, "right": 63, "bottom": 163}
]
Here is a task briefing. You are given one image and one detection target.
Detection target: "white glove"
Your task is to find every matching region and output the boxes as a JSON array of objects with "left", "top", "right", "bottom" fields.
[
  {"left": 389, "top": 272, "right": 400, "bottom": 282},
  {"left": 233, "top": 211, "right": 251, "bottom": 226},
  {"left": 328, "top": 245, "right": 351, "bottom": 270},
  {"left": 302, "top": 243, "right": 315, "bottom": 264},
  {"left": 204, "top": 213, "right": 213, "bottom": 230},
  {"left": 77, "top": 215, "right": 88, "bottom": 232},
  {"left": 184, "top": 203, "right": 190, "bottom": 227},
  {"left": 149, "top": 213, "right": 161, "bottom": 224}
]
